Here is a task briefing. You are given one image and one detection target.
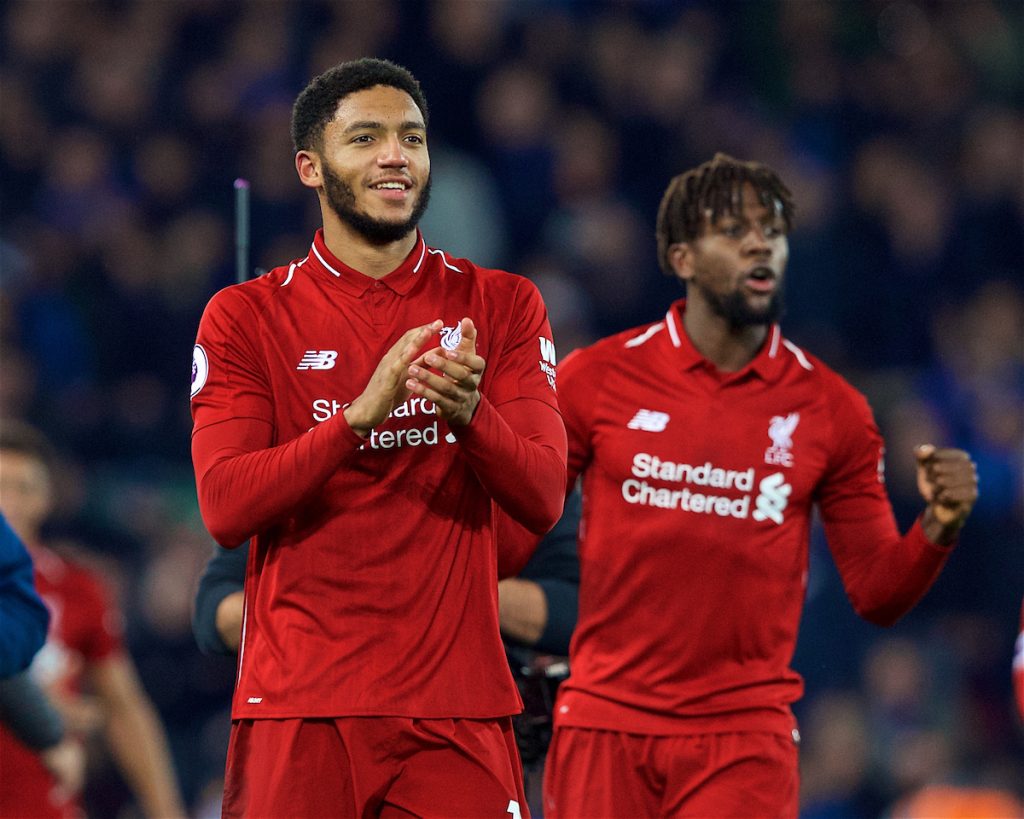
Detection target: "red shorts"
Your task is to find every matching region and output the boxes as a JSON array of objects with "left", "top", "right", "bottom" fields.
[
  {"left": 543, "top": 726, "right": 798, "bottom": 818},
  {"left": 222, "top": 716, "right": 529, "bottom": 818}
]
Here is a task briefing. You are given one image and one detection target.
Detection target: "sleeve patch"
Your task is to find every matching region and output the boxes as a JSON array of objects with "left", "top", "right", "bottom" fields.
[
  {"left": 539, "top": 336, "right": 557, "bottom": 390},
  {"left": 191, "top": 345, "right": 209, "bottom": 399}
]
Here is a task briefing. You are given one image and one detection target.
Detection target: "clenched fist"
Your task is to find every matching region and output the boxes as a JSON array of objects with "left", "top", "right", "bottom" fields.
[{"left": 915, "top": 444, "right": 978, "bottom": 544}]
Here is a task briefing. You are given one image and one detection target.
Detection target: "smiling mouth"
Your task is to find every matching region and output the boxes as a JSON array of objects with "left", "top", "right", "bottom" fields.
[
  {"left": 370, "top": 180, "right": 411, "bottom": 191},
  {"left": 368, "top": 181, "right": 413, "bottom": 204}
]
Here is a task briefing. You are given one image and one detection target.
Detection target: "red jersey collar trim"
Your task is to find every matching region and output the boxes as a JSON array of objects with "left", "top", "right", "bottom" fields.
[
  {"left": 667, "top": 299, "right": 785, "bottom": 380},
  {"left": 307, "top": 229, "right": 426, "bottom": 295}
]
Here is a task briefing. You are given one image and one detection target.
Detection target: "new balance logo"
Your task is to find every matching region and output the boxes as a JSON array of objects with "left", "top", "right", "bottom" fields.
[
  {"left": 627, "top": 409, "right": 670, "bottom": 432},
  {"left": 297, "top": 351, "right": 338, "bottom": 370}
]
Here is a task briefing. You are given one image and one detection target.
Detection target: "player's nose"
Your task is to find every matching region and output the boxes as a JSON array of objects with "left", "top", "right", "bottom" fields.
[
  {"left": 743, "top": 226, "right": 772, "bottom": 255},
  {"left": 377, "top": 134, "right": 409, "bottom": 167}
]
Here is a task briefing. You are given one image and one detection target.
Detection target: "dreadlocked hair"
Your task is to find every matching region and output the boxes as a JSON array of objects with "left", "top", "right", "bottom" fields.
[{"left": 655, "top": 153, "right": 795, "bottom": 274}]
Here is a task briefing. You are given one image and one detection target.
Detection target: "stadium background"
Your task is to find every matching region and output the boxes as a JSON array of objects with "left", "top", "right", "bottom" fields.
[{"left": 0, "top": 0, "right": 1021, "bottom": 815}]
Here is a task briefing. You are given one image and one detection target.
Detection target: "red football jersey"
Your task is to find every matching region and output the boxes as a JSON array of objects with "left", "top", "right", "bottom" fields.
[
  {"left": 554, "top": 300, "right": 954, "bottom": 737},
  {"left": 190, "top": 230, "right": 565, "bottom": 720},
  {"left": 0, "top": 544, "right": 124, "bottom": 819}
]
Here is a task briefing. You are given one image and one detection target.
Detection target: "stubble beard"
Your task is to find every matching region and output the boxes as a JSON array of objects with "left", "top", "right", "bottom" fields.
[
  {"left": 322, "top": 161, "right": 432, "bottom": 245},
  {"left": 699, "top": 282, "right": 785, "bottom": 329}
]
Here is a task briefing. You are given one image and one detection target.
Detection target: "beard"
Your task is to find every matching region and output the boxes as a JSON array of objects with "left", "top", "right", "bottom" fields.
[
  {"left": 698, "top": 282, "right": 785, "bottom": 328},
  {"left": 322, "top": 161, "right": 432, "bottom": 245}
]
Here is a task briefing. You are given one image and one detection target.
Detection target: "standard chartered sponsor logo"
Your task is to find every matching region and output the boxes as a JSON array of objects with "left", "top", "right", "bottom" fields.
[
  {"left": 621, "top": 480, "right": 753, "bottom": 517},
  {"left": 752, "top": 473, "right": 791, "bottom": 524},
  {"left": 310, "top": 397, "right": 456, "bottom": 450},
  {"left": 631, "top": 453, "right": 755, "bottom": 488},
  {"left": 622, "top": 452, "right": 790, "bottom": 524}
]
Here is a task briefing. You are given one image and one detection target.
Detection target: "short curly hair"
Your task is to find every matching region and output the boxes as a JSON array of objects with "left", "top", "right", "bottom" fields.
[
  {"left": 290, "top": 58, "right": 430, "bottom": 153},
  {"left": 655, "top": 153, "right": 795, "bottom": 274}
]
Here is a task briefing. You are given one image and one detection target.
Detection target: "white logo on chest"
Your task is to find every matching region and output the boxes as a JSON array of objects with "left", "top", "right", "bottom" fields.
[
  {"left": 621, "top": 453, "right": 792, "bottom": 524},
  {"left": 628, "top": 409, "right": 670, "bottom": 432},
  {"left": 752, "top": 472, "right": 792, "bottom": 525},
  {"left": 440, "top": 324, "right": 462, "bottom": 351},
  {"left": 297, "top": 350, "right": 338, "bottom": 370},
  {"left": 765, "top": 412, "right": 799, "bottom": 466}
]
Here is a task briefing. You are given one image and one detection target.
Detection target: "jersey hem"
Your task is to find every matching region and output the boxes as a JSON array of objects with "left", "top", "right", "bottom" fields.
[
  {"left": 230, "top": 706, "right": 523, "bottom": 721},
  {"left": 553, "top": 688, "right": 799, "bottom": 737}
]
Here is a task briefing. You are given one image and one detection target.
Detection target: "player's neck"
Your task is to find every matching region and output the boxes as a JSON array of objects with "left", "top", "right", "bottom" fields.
[
  {"left": 682, "top": 302, "right": 768, "bottom": 373},
  {"left": 320, "top": 216, "right": 419, "bottom": 280}
]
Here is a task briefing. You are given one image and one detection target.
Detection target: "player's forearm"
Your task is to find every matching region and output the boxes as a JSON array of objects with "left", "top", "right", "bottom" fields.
[
  {"left": 194, "top": 578, "right": 244, "bottom": 654},
  {"left": 104, "top": 704, "right": 186, "bottom": 818},
  {"left": 192, "top": 414, "right": 365, "bottom": 547},
  {"left": 498, "top": 578, "right": 548, "bottom": 645},
  {"left": 451, "top": 397, "right": 567, "bottom": 534},
  {"left": 215, "top": 592, "right": 244, "bottom": 651},
  {"left": 193, "top": 544, "right": 247, "bottom": 654},
  {"left": 828, "top": 515, "right": 954, "bottom": 627}
]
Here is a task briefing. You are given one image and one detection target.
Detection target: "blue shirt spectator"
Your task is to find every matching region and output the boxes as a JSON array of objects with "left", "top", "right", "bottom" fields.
[{"left": 0, "top": 512, "right": 49, "bottom": 678}]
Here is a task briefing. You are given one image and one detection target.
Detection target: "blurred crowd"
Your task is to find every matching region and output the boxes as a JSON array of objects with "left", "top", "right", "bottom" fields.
[{"left": 0, "top": 0, "right": 1021, "bottom": 816}]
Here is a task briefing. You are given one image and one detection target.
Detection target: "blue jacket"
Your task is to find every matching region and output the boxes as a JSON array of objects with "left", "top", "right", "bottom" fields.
[{"left": 0, "top": 513, "right": 50, "bottom": 678}]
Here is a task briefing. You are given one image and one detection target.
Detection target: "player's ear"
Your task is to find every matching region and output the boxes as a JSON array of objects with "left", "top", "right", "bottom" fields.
[
  {"left": 667, "top": 243, "right": 694, "bottom": 282},
  {"left": 295, "top": 151, "right": 322, "bottom": 189}
]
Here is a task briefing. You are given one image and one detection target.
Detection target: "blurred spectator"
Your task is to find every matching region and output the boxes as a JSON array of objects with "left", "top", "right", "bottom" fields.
[
  {"left": 799, "top": 690, "right": 884, "bottom": 819},
  {"left": 0, "top": 512, "right": 49, "bottom": 678},
  {"left": 888, "top": 783, "right": 1024, "bottom": 819},
  {"left": 476, "top": 62, "right": 559, "bottom": 250},
  {"left": 0, "top": 421, "right": 186, "bottom": 818},
  {"left": 419, "top": 143, "right": 508, "bottom": 267},
  {"left": 0, "top": 671, "right": 86, "bottom": 803}
]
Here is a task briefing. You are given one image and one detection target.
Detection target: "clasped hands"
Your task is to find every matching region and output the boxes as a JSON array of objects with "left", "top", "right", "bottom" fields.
[{"left": 344, "top": 317, "right": 485, "bottom": 437}]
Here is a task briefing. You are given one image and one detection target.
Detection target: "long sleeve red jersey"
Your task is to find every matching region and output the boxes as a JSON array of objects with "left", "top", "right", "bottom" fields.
[
  {"left": 190, "top": 230, "right": 566, "bottom": 720},
  {"left": 554, "top": 300, "right": 954, "bottom": 738}
]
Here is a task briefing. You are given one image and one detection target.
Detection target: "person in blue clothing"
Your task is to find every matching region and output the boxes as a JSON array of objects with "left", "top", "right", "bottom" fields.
[
  {"left": 0, "top": 511, "right": 85, "bottom": 799},
  {"left": 0, "top": 511, "right": 50, "bottom": 678}
]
